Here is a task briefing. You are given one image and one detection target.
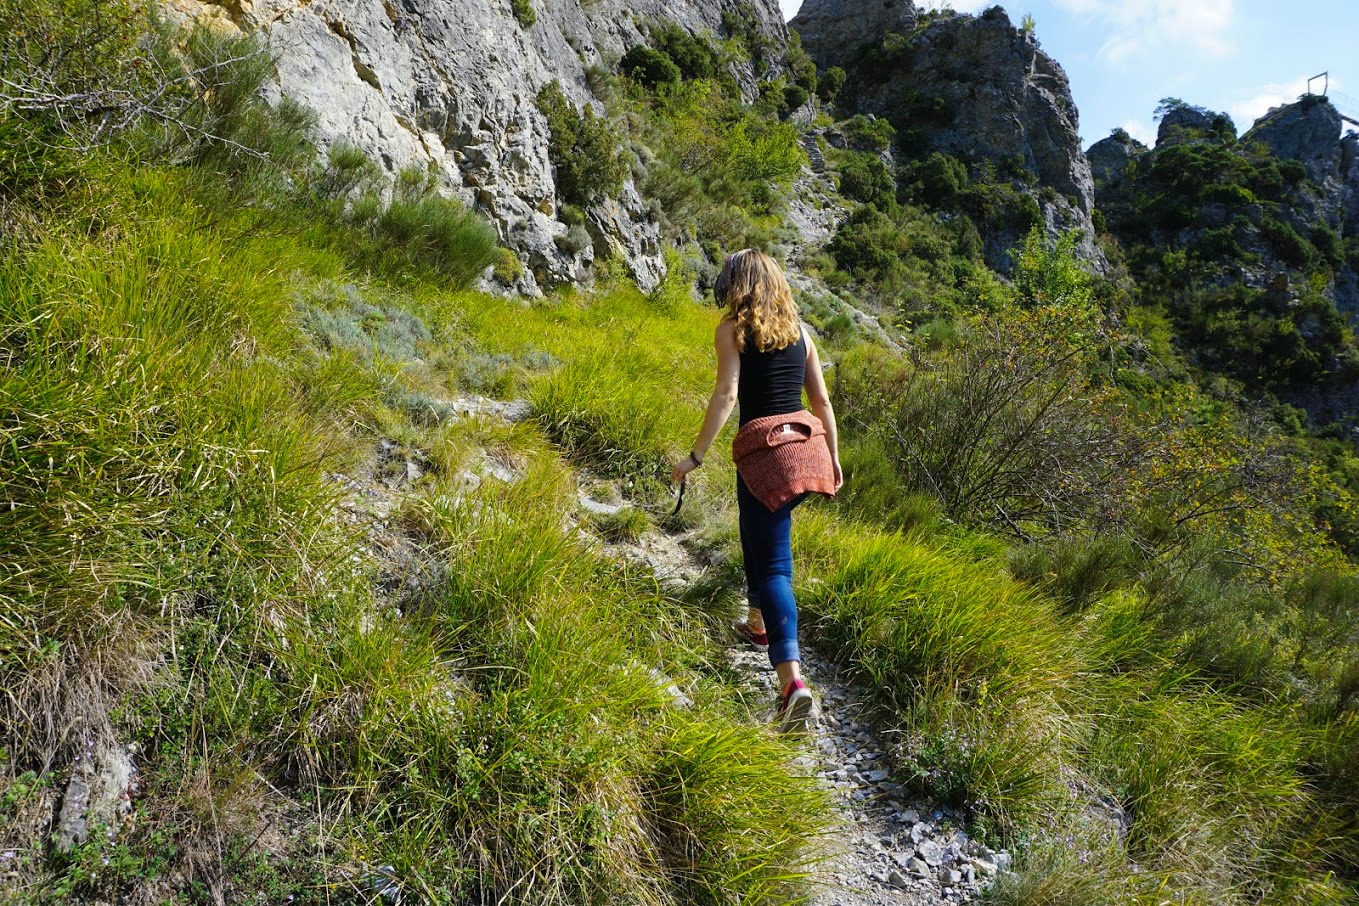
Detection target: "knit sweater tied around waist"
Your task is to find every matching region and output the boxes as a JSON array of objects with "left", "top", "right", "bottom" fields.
[{"left": 731, "top": 410, "right": 836, "bottom": 512}]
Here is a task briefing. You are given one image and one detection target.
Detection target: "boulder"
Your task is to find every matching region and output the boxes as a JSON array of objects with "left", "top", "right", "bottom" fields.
[{"left": 53, "top": 744, "right": 135, "bottom": 851}]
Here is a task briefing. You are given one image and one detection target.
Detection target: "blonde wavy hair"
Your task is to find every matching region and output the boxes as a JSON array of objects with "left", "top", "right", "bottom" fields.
[{"left": 714, "top": 249, "right": 800, "bottom": 353}]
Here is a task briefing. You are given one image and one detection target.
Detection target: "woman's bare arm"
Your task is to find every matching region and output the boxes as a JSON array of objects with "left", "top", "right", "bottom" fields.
[
  {"left": 803, "top": 331, "right": 843, "bottom": 491},
  {"left": 672, "top": 321, "right": 740, "bottom": 482}
]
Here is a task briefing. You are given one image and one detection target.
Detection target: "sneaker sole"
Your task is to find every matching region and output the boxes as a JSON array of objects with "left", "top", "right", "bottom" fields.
[
  {"left": 779, "top": 687, "right": 814, "bottom": 734},
  {"left": 732, "top": 622, "right": 769, "bottom": 651}
]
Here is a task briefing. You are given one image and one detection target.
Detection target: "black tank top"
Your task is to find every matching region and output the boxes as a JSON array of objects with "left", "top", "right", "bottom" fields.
[{"left": 738, "top": 329, "right": 806, "bottom": 426}]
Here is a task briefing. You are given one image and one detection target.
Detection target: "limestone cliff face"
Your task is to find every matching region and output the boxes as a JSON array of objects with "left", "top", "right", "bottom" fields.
[
  {"left": 167, "top": 0, "right": 787, "bottom": 292},
  {"left": 790, "top": 0, "right": 915, "bottom": 70},
  {"left": 792, "top": 2, "right": 1106, "bottom": 274}
]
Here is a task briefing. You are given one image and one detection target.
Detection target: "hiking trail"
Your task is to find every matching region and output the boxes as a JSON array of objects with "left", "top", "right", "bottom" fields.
[{"left": 335, "top": 384, "right": 1012, "bottom": 904}]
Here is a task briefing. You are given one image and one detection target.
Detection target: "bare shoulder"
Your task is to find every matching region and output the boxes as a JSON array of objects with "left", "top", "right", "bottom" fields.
[
  {"left": 802, "top": 327, "right": 820, "bottom": 361},
  {"left": 715, "top": 319, "right": 737, "bottom": 348}
]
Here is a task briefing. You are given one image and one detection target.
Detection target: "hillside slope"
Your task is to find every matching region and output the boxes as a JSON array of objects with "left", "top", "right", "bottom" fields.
[{"left": 4, "top": 0, "right": 1359, "bottom": 903}]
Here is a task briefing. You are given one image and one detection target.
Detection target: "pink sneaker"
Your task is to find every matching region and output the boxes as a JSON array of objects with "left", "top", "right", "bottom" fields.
[
  {"left": 732, "top": 620, "right": 769, "bottom": 651},
  {"left": 777, "top": 679, "right": 814, "bottom": 733}
]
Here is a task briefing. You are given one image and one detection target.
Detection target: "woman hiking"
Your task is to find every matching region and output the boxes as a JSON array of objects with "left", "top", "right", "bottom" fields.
[{"left": 671, "top": 249, "right": 843, "bottom": 733}]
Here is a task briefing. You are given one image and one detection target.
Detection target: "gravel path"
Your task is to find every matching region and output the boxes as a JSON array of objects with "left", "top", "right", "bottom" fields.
[
  {"left": 367, "top": 395, "right": 1018, "bottom": 905},
  {"left": 722, "top": 642, "right": 1009, "bottom": 905}
]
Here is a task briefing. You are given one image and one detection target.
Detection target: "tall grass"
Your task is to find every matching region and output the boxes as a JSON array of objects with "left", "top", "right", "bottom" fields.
[
  {"left": 0, "top": 150, "right": 834, "bottom": 902},
  {"left": 781, "top": 503, "right": 1357, "bottom": 902}
]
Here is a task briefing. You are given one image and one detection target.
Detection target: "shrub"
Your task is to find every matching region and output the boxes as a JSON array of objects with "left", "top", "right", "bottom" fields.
[
  {"left": 536, "top": 80, "right": 626, "bottom": 206},
  {"left": 783, "top": 82, "right": 809, "bottom": 111},
  {"left": 313, "top": 142, "right": 381, "bottom": 202},
  {"left": 835, "top": 151, "right": 895, "bottom": 208},
  {"left": 841, "top": 114, "right": 896, "bottom": 152},
  {"left": 909, "top": 151, "right": 968, "bottom": 208},
  {"left": 726, "top": 117, "right": 803, "bottom": 184},
  {"left": 619, "top": 45, "right": 681, "bottom": 90},
  {"left": 817, "top": 66, "right": 847, "bottom": 103},
  {"left": 170, "top": 25, "right": 315, "bottom": 176},
  {"left": 0, "top": 0, "right": 153, "bottom": 144},
  {"left": 1279, "top": 158, "right": 1308, "bottom": 185},
  {"left": 1260, "top": 215, "right": 1315, "bottom": 268},
  {"left": 510, "top": 0, "right": 535, "bottom": 27},
  {"left": 828, "top": 204, "right": 900, "bottom": 278},
  {"left": 1011, "top": 227, "right": 1095, "bottom": 310},
  {"left": 1312, "top": 222, "right": 1343, "bottom": 269},
  {"left": 1, "top": 7, "right": 313, "bottom": 181},
  {"left": 358, "top": 167, "right": 500, "bottom": 287},
  {"left": 835, "top": 306, "right": 1128, "bottom": 532},
  {"left": 650, "top": 22, "right": 719, "bottom": 81}
]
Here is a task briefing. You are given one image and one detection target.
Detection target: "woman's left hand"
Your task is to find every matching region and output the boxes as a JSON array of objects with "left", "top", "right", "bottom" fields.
[{"left": 671, "top": 455, "right": 698, "bottom": 484}]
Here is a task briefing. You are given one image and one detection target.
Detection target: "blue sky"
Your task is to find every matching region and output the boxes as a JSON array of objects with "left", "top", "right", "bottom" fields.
[{"left": 779, "top": 0, "right": 1359, "bottom": 150}]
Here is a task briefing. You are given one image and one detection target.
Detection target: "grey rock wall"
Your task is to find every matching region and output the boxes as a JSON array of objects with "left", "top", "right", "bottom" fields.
[
  {"left": 790, "top": 0, "right": 915, "bottom": 70},
  {"left": 793, "top": 3, "right": 1107, "bottom": 274},
  {"left": 167, "top": 0, "right": 787, "bottom": 293}
]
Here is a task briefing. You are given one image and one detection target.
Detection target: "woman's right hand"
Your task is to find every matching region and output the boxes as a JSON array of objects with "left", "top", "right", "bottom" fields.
[
  {"left": 671, "top": 455, "right": 699, "bottom": 484},
  {"left": 832, "top": 459, "right": 844, "bottom": 492}
]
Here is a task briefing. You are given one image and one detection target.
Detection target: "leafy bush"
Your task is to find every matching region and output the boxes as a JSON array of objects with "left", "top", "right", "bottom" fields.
[
  {"left": 1312, "top": 222, "right": 1344, "bottom": 269},
  {"left": 510, "top": 0, "right": 535, "bottom": 27},
  {"left": 1260, "top": 215, "right": 1315, "bottom": 268},
  {"left": 841, "top": 114, "right": 896, "bottom": 152},
  {"left": 783, "top": 82, "right": 809, "bottom": 111},
  {"left": 834, "top": 150, "right": 895, "bottom": 208},
  {"left": 828, "top": 205, "right": 901, "bottom": 278},
  {"left": 649, "top": 21, "right": 720, "bottom": 81},
  {"left": 536, "top": 80, "right": 626, "bottom": 206},
  {"left": 817, "top": 66, "right": 846, "bottom": 103},
  {"left": 1011, "top": 228, "right": 1095, "bottom": 310},
  {"left": 618, "top": 45, "right": 681, "bottom": 90},
  {"left": 907, "top": 151, "right": 968, "bottom": 207}
]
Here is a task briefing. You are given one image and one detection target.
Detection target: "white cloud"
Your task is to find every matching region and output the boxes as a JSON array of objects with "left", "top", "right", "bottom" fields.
[
  {"left": 1051, "top": 0, "right": 1236, "bottom": 63},
  {"left": 1119, "top": 117, "right": 1157, "bottom": 145},
  {"left": 1227, "top": 74, "right": 1336, "bottom": 128}
]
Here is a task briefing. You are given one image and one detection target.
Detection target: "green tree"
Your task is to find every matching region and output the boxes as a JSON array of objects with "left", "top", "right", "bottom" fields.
[
  {"left": 1012, "top": 227, "right": 1095, "bottom": 313},
  {"left": 619, "top": 45, "right": 681, "bottom": 90},
  {"left": 536, "top": 80, "right": 625, "bottom": 206}
]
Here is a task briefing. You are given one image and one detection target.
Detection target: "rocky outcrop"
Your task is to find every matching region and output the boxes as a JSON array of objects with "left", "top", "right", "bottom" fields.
[
  {"left": 1244, "top": 97, "right": 1344, "bottom": 184},
  {"left": 1086, "top": 130, "right": 1145, "bottom": 190},
  {"left": 790, "top": 0, "right": 916, "bottom": 70},
  {"left": 1155, "top": 105, "right": 1230, "bottom": 147},
  {"left": 166, "top": 0, "right": 786, "bottom": 293},
  {"left": 794, "top": 3, "right": 1106, "bottom": 274},
  {"left": 1343, "top": 132, "right": 1359, "bottom": 229}
]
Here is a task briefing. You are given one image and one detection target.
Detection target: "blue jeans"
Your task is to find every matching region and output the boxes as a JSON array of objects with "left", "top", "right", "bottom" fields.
[{"left": 737, "top": 473, "right": 806, "bottom": 668}]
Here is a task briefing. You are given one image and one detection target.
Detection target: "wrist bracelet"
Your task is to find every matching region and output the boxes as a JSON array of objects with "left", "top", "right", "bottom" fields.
[{"left": 689, "top": 449, "right": 703, "bottom": 467}]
